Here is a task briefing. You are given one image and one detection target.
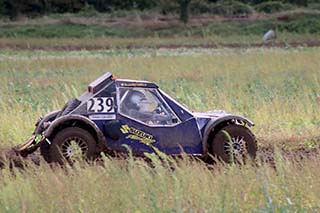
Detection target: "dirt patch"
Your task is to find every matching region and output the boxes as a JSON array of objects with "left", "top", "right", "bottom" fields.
[
  {"left": 0, "top": 148, "right": 23, "bottom": 168},
  {"left": 0, "top": 144, "right": 319, "bottom": 169},
  {"left": 1, "top": 41, "right": 320, "bottom": 51},
  {"left": 258, "top": 146, "right": 320, "bottom": 167},
  {"left": 0, "top": 148, "right": 41, "bottom": 169}
]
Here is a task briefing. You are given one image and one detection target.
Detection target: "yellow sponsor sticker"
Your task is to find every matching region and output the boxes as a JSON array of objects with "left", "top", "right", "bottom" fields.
[{"left": 120, "top": 124, "right": 155, "bottom": 146}]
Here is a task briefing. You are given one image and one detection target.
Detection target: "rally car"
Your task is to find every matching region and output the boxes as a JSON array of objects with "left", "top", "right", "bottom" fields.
[{"left": 15, "top": 72, "right": 257, "bottom": 164}]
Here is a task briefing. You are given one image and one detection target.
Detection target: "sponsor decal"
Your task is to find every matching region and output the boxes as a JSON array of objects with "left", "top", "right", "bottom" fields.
[
  {"left": 120, "top": 82, "right": 148, "bottom": 87},
  {"left": 89, "top": 114, "right": 116, "bottom": 120},
  {"left": 120, "top": 124, "right": 155, "bottom": 145}
]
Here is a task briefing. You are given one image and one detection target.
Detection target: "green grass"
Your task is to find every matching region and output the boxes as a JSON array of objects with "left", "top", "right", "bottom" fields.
[
  {"left": 0, "top": 46, "right": 319, "bottom": 211},
  {"left": 0, "top": 47, "right": 319, "bottom": 147},
  {"left": 1, "top": 12, "right": 320, "bottom": 39},
  {"left": 0, "top": 24, "right": 154, "bottom": 38}
]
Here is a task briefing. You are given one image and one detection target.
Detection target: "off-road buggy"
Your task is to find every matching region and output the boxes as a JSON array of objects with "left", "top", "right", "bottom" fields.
[{"left": 15, "top": 72, "right": 257, "bottom": 164}]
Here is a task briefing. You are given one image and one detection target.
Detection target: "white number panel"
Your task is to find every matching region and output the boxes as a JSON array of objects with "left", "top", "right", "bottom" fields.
[{"left": 87, "top": 97, "right": 115, "bottom": 113}]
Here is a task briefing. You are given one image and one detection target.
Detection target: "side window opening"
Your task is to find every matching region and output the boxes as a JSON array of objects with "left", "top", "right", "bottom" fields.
[{"left": 119, "top": 87, "right": 180, "bottom": 126}]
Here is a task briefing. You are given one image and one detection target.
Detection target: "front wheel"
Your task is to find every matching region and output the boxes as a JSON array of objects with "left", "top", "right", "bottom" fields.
[
  {"left": 40, "top": 127, "right": 97, "bottom": 164},
  {"left": 211, "top": 125, "right": 257, "bottom": 164}
]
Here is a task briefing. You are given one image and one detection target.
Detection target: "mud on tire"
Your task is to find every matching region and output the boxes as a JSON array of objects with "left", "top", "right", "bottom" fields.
[
  {"left": 211, "top": 125, "right": 257, "bottom": 163},
  {"left": 40, "top": 127, "right": 97, "bottom": 164}
]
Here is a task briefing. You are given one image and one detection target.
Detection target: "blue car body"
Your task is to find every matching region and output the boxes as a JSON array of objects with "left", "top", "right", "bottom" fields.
[{"left": 19, "top": 72, "right": 255, "bottom": 159}]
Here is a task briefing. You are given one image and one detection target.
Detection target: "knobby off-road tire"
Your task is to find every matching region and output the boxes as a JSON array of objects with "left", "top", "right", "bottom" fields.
[
  {"left": 211, "top": 125, "right": 257, "bottom": 164},
  {"left": 40, "top": 127, "right": 97, "bottom": 164}
]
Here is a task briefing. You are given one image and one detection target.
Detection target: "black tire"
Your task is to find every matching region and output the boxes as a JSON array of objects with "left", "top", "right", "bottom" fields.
[
  {"left": 211, "top": 125, "right": 257, "bottom": 164},
  {"left": 40, "top": 127, "right": 97, "bottom": 164}
]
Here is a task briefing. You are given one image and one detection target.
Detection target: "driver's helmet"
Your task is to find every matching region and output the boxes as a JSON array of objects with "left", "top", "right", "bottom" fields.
[
  {"left": 126, "top": 90, "right": 147, "bottom": 111},
  {"left": 126, "top": 90, "right": 156, "bottom": 113}
]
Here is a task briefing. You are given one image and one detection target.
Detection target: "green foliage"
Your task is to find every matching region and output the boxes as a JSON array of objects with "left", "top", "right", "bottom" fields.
[
  {"left": 3, "top": 0, "right": 47, "bottom": 18},
  {"left": 48, "top": 0, "right": 86, "bottom": 13},
  {"left": 190, "top": 0, "right": 212, "bottom": 14},
  {"left": 225, "top": 0, "right": 308, "bottom": 6},
  {"left": 287, "top": 0, "right": 308, "bottom": 6},
  {"left": 87, "top": 0, "right": 156, "bottom": 12},
  {"left": 1, "top": 13, "right": 320, "bottom": 38},
  {"left": 210, "top": 0, "right": 253, "bottom": 17},
  {"left": 307, "top": 2, "right": 320, "bottom": 10},
  {"left": 255, "top": 1, "right": 295, "bottom": 14},
  {"left": 179, "top": 0, "right": 191, "bottom": 24},
  {"left": 0, "top": 0, "right": 316, "bottom": 19},
  {"left": 156, "top": 0, "right": 180, "bottom": 15},
  {"left": 2, "top": 0, "right": 87, "bottom": 18},
  {"left": 278, "top": 14, "right": 320, "bottom": 33},
  {"left": 0, "top": 0, "right": 5, "bottom": 16}
]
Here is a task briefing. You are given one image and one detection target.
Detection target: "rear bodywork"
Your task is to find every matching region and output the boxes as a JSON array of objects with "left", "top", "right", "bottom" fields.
[{"left": 15, "top": 72, "right": 254, "bottom": 158}]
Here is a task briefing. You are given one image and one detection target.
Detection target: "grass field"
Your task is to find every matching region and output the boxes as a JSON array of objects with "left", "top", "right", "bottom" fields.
[
  {"left": 0, "top": 46, "right": 320, "bottom": 211},
  {"left": 1, "top": 47, "right": 319, "bottom": 147}
]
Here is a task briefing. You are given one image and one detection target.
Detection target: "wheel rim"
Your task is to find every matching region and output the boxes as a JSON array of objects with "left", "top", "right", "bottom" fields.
[
  {"left": 223, "top": 136, "right": 247, "bottom": 157},
  {"left": 61, "top": 136, "right": 89, "bottom": 160}
]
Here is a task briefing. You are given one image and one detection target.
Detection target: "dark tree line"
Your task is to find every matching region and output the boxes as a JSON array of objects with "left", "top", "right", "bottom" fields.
[
  {"left": 0, "top": 0, "right": 311, "bottom": 20},
  {"left": 0, "top": 0, "right": 156, "bottom": 18}
]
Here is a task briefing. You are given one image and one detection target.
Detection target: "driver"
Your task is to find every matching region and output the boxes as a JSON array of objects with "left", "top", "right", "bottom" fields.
[{"left": 124, "top": 90, "right": 170, "bottom": 125}]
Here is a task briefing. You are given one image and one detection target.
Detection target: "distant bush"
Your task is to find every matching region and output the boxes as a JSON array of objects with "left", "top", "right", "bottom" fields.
[
  {"left": 255, "top": 1, "right": 295, "bottom": 14},
  {"left": 49, "top": 0, "right": 86, "bottom": 13},
  {"left": 76, "top": 4, "right": 100, "bottom": 17},
  {"left": 210, "top": 1, "right": 253, "bottom": 17},
  {"left": 278, "top": 14, "right": 320, "bottom": 33},
  {"left": 2, "top": 0, "right": 88, "bottom": 19},
  {"left": 0, "top": 0, "right": 5, "bottom": 16},
  {"left": 307, "top": 3, "right": 320, "bottom": 10},
  {"left": 156, "top": 0, "right": 179, "bottom": 14},
  {"left": 89, "top": 0, "right": 156, "bottom": 12},
  {"left": 190, "top": 0, "right": 211, "bottom": 14},
  {"left": 286, "top": 0, "right": 308, "bottom": 7},
  {"left": 214, "top": 0, "right": 308, "bottom": 7}
]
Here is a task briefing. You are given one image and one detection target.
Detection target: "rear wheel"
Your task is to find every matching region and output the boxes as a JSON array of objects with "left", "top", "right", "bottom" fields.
[
  {"left": 211, "top": 125, "right": 257, "bottom": 164},
  {"left": 40, "top": 127, "right": 97, "bottom": 164}
]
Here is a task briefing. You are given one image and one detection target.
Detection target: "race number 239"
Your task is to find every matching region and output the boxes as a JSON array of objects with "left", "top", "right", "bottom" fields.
[{"left": 87, "top": 97, "right": 114, "bottom": 113}]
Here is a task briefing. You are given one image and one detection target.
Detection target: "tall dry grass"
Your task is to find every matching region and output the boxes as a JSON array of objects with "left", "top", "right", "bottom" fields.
[
  {"left": 0, "top": 47, "right": 320, "bottom": 211},
  {"left": 0, "top": 153, "right": 320, "bottom": 212}
]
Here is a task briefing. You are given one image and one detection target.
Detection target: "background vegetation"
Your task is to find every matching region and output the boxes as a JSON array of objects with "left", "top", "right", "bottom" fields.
[
  {"left": 0, "top": 47, "right": 319, "bottom": 149},
  {"left": 0, "top": 1, "right": 319, "bottom": 45},
  {"left": 1, "top": 12, "right": 320, "bottom": 39},
  {"left": 0, "top": 0, "right": 316, "bottom": 18}
]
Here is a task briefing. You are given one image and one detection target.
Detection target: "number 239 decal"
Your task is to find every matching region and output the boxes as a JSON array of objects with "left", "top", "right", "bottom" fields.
[{"left": 87, "top": 97, "right": 115, "bottom": 113}]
